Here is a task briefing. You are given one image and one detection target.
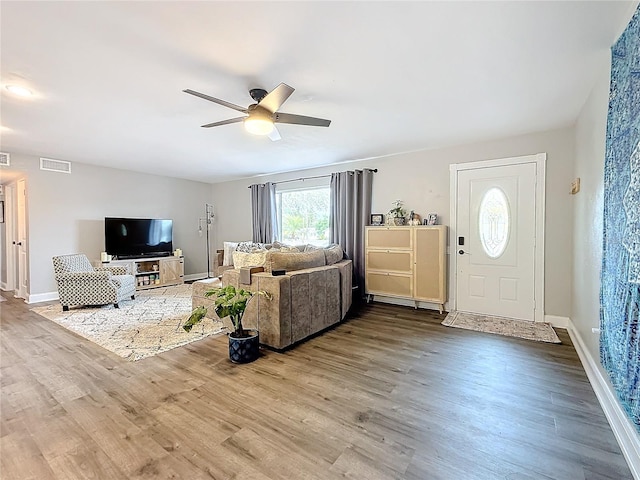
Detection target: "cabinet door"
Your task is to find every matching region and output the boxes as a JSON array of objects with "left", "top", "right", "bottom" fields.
[
  {"left": 366, "top": 272, "right": 412, "bottom": 297},
  {"left": 366, "top": 227, "right": 412, "bottom": 250},
  {"left": 160, "top": 257, "right": 184, "bottom": 284},
  {"left": 367, "top": 250, "right": 412, "bottom": 273},
  {"left": 414, "top": 226, "right": 446, "bottom": 302}
]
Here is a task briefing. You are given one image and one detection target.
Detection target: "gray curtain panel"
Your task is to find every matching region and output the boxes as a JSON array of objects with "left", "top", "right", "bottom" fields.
[
  {"left": 250, "top": 182, "right": 279, "bottom": 243},
  {"left": 330, "top": 169, "right": 374, "bottom": 296}
]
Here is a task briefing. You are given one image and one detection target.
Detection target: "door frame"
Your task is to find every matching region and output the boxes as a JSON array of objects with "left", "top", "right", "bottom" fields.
[
  {"left": 3, "top": 183, "right": 16, "bottom": 293},
  {"left": 449, "top": 153, "right": 546, "bottom": 322}
]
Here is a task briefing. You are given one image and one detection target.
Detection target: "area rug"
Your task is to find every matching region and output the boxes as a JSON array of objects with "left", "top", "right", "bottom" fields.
[
  {"left": 442, "top": 311, "right": 561, "bottom": 344},
  {"left": 32, "top": 284, "right": 227, "bottom": 361}
]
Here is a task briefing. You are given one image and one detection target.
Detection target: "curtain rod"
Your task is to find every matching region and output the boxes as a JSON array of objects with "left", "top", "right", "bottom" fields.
[{"left": 248, "top": 168, "right": 378, "bottom": 188}]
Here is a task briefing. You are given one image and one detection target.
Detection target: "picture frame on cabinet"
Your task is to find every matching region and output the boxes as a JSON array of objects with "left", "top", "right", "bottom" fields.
[
  {"left": 370, "top": 213, "right": 384, "bottom": 226},
  {"left": 425, "top": 213, "right": 438, "bottom": 225}
]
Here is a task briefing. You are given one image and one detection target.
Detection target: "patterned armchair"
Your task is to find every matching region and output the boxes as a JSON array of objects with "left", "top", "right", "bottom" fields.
[{"left": 52, "top": 254, "right": 136, "bottom": 311}]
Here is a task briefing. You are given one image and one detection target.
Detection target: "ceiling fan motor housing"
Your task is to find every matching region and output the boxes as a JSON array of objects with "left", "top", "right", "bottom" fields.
[{"left": 249, "top": 88, "right": 268, "bottom": 102}]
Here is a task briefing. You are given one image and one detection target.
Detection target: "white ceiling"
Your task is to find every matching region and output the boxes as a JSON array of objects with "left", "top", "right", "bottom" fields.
[{"left": 0, "top": 1, "right": 634, "bottom": 184}]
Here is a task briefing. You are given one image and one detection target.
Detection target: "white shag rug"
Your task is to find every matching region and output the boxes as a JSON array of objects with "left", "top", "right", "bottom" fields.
[
  {"left": 442, "top": 311, "right": 561, "bottom": 344},
  {"left": 32, "top": 284, "right": 227, "bottom": 361}
]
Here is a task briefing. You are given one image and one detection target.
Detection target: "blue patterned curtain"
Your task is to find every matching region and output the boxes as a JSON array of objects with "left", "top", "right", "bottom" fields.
[{"left": 600, "top": 5, "right": 640, "bottom": 429}]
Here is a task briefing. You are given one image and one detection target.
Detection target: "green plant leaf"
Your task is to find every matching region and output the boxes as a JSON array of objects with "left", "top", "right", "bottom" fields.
[{"left": 183, "top": 306, "right": 207, "bottom": 332}]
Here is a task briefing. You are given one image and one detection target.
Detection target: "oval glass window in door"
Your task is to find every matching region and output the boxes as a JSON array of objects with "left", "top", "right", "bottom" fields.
[{"left": 479, "top": 187, "right": 510, "bottom": 258}]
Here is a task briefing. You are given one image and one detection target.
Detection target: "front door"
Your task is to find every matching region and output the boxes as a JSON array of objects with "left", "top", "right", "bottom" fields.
[{"left": 454, "top": 156, "right": 543, "bottom": 321}]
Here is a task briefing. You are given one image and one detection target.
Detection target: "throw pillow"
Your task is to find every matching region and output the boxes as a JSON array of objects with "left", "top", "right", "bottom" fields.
[
  {"left": 264, "top": 249, "right": 326, "bottom": 273},
  {"left": 236, "top": 241, "right": 266, "bottom": 253},
  {"left": 232, "top": 250, "right": 268, "bottom": 269},
  {"left": 323, "top": 244, "right": 344, "bottom": 265},
  {"left": 303, "top": 244, "right": 321, "bottom": 252},
  {"left": 223, "top": 241, "right": 238, "bottom": 266}
]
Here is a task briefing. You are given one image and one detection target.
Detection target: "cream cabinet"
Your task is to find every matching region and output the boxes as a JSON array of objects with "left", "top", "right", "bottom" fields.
[
  {"left": 102, "top": 256, "right": 185, "bottom": 290},
  {"left": 365, "top": 226, "right": 447, "bottom": 312}
]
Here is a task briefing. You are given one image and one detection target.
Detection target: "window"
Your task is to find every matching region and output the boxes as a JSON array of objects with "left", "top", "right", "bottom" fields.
[
  {"left": 479, "top": 187, "right": 510, "bottom": 258},
  {"left": 276, "top": 186, "right": 330, "bottom": 246}
]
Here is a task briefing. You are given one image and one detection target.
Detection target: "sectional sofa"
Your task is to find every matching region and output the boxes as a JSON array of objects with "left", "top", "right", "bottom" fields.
[{"left": 193, "top": 243, "right": 353, "bottom": 350}]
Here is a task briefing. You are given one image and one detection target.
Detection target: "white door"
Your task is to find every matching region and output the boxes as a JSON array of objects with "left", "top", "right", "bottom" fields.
[
  {"left": 16, "top": 178, "right": 28, "bottom": 299},
  {"left": 455, "top": 161, "right": 539, "bottom": 321}
]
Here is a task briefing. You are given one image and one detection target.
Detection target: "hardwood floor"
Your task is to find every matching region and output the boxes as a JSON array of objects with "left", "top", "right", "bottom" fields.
[{"left": 0, "top": 293, "right": 632, "bottom": 479}]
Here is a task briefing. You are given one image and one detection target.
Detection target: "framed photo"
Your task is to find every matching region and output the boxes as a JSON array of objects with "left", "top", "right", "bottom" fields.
[
  {"left": 0, "top": 200, "right": 4, "bottom": 223},
  {"left": 425, "top": 213, "right": 438, "bottom": 225},
  {"left": 370, "top": 213, "right": 384, "bottom": 226}
]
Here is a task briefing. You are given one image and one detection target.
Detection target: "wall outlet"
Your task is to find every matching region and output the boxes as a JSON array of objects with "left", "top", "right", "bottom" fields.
[{"left": 571, "top": 178, "right": 581, "bottom": 195}]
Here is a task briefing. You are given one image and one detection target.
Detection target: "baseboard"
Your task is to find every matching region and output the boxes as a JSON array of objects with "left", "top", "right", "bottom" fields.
[
  {"left": 0, "top": 282, "right": 7, "bottom": 291},
  {"left": 27, "top": 291, "right": 59, "bottom": 304},
  {"left": 545, "top": 314, "right": 569, "bottom": 328},
  {"left": 567, "top": 319, "right": 640, "bottom": 479}
]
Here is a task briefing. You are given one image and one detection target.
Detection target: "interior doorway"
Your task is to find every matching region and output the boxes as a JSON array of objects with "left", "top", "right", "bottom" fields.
[
  {"left": 449, "top": 153, "right": 546, "bottom": 322},
  {"left": 2, "top": 178, "right": 28, "bottom": 300}
]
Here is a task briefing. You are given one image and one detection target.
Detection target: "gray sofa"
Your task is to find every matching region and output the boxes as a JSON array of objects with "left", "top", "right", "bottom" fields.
[{"left": 194, "top": 245, "right": 352, "bottom": 350}]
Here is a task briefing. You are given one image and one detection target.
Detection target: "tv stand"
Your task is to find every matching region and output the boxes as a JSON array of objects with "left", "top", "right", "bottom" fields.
[{"left": 103, "top": 255, "right": 184, "bottom": 290}]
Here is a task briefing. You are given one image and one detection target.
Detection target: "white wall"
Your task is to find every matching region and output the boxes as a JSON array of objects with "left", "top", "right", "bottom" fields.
[
  {"left": 212, "top": 126, "right": 575, "bottom": 318},
  {"left": 3, "top": 154, "right": 214, "bottom": 297},
  {"left": 572, "top": 65, "right": 609, "bottom": 367}
]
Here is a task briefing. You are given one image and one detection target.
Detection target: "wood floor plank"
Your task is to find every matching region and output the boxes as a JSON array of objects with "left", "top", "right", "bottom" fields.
[{"left": 0, "top": 295, "right": 633, "bottom": 479}]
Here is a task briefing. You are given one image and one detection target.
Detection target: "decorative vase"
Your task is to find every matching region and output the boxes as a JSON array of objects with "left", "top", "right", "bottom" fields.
[
  {"left": 228, "top": 329, "right": 260, "bottom": 363},
  {"left": 392, "top": 217, "right": 406, "bottom": 226}
]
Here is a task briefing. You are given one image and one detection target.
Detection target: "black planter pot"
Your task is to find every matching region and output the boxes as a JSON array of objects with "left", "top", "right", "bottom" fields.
[{"left": 228, "top": 329, "right": 259, "bottom": 364}]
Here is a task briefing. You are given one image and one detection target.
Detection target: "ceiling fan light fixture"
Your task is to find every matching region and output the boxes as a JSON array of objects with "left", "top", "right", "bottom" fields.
[
  {"left": 244, "top": 116, "right": 274, "bottom": 136},
  {"left": 5, "top": 84, "right": 33, "bottom": 97}
]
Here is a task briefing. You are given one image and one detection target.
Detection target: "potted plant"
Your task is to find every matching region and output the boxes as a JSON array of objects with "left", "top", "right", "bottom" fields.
[
  {"left": 387, "top": 199, "right": 407, "bottom": 225},
  {"left": 184, "top": 284, "right": 271, "bottom": 364}
]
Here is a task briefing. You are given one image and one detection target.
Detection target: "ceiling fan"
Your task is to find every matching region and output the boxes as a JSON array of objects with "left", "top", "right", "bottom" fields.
[{"left": 183, "top": 83, "right": 331, "bottom": 141}]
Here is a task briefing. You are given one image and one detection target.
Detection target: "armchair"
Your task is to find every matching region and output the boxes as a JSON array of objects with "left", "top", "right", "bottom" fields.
[{"left": 52, "top": 254, "right": 136, "bottom": 311}]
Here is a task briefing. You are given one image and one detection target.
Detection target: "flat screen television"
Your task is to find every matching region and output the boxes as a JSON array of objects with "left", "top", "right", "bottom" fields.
[{"left": 105, "top": 217, "right": 173, "bottom": 259}]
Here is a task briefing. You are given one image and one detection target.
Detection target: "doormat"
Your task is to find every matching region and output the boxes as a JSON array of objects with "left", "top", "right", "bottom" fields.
[
  {"left": 442, "top": 311, "right": 561, "bottom": 344},
  {"left": 32, "top": 284, "right": 227, "bottom": 361}
]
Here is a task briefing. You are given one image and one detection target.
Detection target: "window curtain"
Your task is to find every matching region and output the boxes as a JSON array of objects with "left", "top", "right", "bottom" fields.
[
  {"left": 250, "top": 182, "right": 279, "bottom": 243},
  {"left": 330, "top": 169, "right": 374, "bottom": 296},
  {"left": 600, "top": 5, "right": 640, "bottom": 430}
]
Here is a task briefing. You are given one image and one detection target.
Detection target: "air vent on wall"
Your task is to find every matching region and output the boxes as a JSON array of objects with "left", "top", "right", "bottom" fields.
[
  {"left": 0, "top": 152, "right": 10, "bottom": 166},
  {"left": 40, "top": 157, "right": 71, "bottom": 174}
]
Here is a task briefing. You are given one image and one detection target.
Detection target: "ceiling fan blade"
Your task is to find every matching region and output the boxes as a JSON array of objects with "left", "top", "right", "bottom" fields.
[
  {"left": 201, "top": 117, "right": 246, "bottom": 128},
  {"left": 258, "top": 83, "right": 295, "bottom": 113},
  {"left": 183, "top": 89, "right": 248, "bottom": 113},
  {"left": 274, "top": 112, "right": 331, "bottom": 127},
  {"left": 268, "top": 126, "right": 282, "bottom": 142}
]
